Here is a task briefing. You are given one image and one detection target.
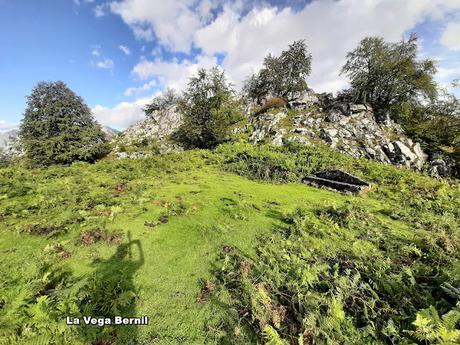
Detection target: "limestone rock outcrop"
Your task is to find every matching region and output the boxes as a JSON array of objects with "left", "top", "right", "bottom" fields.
[
  {"left": 248, "top": 92, "right": 428, "bottom": 170},
  {"left": 113, "top": 105, "right": 183, "bottom": 158}
]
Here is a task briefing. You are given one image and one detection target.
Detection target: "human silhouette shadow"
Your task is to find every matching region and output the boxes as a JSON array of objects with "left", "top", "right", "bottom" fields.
[{"left": 78, "top": 231, "right": 144, "bottom": 345}]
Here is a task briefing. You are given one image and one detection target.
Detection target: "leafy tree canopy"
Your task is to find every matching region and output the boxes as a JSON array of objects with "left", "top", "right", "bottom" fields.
[
  {"left": 243, "top": 40, "right": 312, "bottom": 103},
  {"left": 19, "top": 81, "right": 108, "bottom": 165},
  {"left": 175, "top": 67, "right": 242, "bottom": 149},
  {"left": 341, "top": 34, "right": 437, "bottom": 118}
]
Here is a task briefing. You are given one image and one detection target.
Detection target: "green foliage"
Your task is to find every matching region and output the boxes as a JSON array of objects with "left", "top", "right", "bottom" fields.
[
  {"left": 213, "top": 143, "right": 460, "bottom": 343},
  {"left": 217, "top": 141, "right": 350, "bottom": 183},
  {"left": 243, "top": 40, "right": 312, "bottom": 103},
  {"left": 175, "top": 67, "right": 243, "bottom": 149},
  {"left": 1, "top": 252, "right": 141, "bottom": 344},
  {"left": 410, "top": 305, "right": 460, "bottom": 344},
  {"left": 215, "top": 201, "right": 460, "bottom": 344},
  {"left": 1, "top": 143, "right": 459, "bottom": 344},
  {"left": 342, "top": 34, "right": 437, "bottom": 119},
  {"left": 19, "top": 81, "right": 109, "bottom": 166}
]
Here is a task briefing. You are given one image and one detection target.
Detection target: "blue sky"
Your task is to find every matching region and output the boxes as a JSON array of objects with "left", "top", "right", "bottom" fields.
[{"left": 0, "top": 0, "right": 459, "bottom": 131}]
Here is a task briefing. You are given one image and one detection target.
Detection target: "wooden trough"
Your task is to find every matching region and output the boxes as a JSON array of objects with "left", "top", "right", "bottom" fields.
[{"left": 303, "top": 170, "right": 371, "bottom": 194}]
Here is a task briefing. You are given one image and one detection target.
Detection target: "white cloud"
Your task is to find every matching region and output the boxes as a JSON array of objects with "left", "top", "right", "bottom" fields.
[
  {"left": 441, "top": 21, "right": 460, "bottom": 50},
  {"left": 109, "top": 0, "right": 203, "bottom": 51},
  {"left": 92, "top": 95, "right": 158, "bottom": 129},
  {"left": 132, "top": 55, "right": 218, "bottom": 90},
  {"left": 96, "top": 58, "right": 114, "bottom": 69},
  {"left": 194, "top": 0, "right": 460, "bottom": 92},
  {"left": 437, "top": 65, "right": 460, "bottom": 80},
  {"left": 113, "top": 0, "right": 460, "bottom": 94},
  {"left": 91, "top": 46, "right": 101, "bottom": 56},
  {"left": 119, "top": 45, "right": 131, "bottom": 55},
  {"left": 94, "top": 4, "right": 107, "bottom": 17},
  {"left": 124, "top": 80, "right": 156, "bottom": 96}
]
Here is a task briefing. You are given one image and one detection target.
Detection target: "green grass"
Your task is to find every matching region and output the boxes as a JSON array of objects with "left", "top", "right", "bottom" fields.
[{"left": 0, "top": 144, "right": 459, "bottom": 344}]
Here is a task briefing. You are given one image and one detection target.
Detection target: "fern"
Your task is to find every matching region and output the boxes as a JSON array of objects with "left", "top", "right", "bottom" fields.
[
  {"left": 411, "top": 305, "right": 460, "bottom": 344},
  {"left": 263, "top": 325, "right": 287, "bottom": 345}
]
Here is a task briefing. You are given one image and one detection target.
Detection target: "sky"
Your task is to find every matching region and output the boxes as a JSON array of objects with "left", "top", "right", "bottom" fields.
[{"left": 0, "top": 0, "right": 460, "bottom": 131}]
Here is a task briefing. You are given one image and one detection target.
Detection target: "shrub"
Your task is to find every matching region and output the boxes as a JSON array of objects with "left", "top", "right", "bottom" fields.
[
  {"left": 253, "top": 97, "right": 287, "bottom": 115},
  {"left": 19, "top": 81, "right": 109, "bottom": 166}
]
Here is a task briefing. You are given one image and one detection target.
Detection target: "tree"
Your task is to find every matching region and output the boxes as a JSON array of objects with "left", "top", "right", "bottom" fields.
[
  {"left": 144, "top": 88, "right": 180, "bottom": 117},
  {"left": 243, "top": 40, "right": 312, "bottom": 104},
  {"left": 19, "top": 81, "right": 109, "bottom": 165},
  {"left": 175, "top": 67, "right": 242, "bottom": 149},
  {"left": 341, "top": 34, "right": 437, "bottom": 120}
]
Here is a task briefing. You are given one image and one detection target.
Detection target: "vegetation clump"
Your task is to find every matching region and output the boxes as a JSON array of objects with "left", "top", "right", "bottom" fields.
[{"left": 215, "top": 202, "right": 460, "bottom": 344}]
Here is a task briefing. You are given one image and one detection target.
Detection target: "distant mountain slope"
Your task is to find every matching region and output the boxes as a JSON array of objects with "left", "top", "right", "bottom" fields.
[{"left": 101, "top": 125, "right": 120, "bottom": 140}]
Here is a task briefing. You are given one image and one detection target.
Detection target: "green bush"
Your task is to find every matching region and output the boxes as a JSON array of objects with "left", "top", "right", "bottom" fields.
[{"left": 19, "top": 81, "right": 109, "bottom": 166}]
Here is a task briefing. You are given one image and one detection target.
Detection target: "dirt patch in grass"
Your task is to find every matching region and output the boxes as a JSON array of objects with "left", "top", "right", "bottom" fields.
[
  {"left": 196, "top": 279, "right": 216, "bottom": 304},
  {"left": 79, "top": 228, "right": 123, "bottom": 246},
  {"left": 113, "top": 183, "right": 128, "bottom": 194},
  {"left": 23, "top": 224, "right": 67, "bottom": 237}
]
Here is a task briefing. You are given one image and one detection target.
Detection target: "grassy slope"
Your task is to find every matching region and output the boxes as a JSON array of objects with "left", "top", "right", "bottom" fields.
[
  {"left": 0, "top": 151, "right": 346, "bottom": 344},
  {"left": 0, "top": 146, "right": 458, "bottom": 344}
]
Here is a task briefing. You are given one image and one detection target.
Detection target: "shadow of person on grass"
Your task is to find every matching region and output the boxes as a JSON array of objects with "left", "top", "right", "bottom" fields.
[{"left": 78, "top": 231, "right": 144, "bottom": 345}]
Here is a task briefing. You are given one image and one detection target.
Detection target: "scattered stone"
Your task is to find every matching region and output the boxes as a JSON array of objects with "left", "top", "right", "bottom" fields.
[
  {"left": 247, "top": 91, "right": 430, "bottom": 172},
  {"left": 113, "top": 105, "right": 183, "bottom": 157},
  {"left": 320, "top": 128, "right": 339, "bottom": 147},
  {"left": 158, "top": 214, "right": 169, "bottom": 224},
  {"left": 428, "top": 159, "right": 450, "bottom": 178},
  {"left": 350, "top": 104, "right": 370, "bottom": 113}
]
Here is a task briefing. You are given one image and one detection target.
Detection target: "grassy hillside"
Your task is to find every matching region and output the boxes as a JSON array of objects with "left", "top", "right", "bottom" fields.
[{"left": 0, "top": 143, "right": 459, "bottom": 344}]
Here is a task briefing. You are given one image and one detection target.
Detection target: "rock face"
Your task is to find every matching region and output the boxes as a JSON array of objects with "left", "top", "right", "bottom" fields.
[
  {"left": 303, "top": 170, "right": 371, "bottom": 194},
  {"left": 248, "top": 93, "right": 428, "bottom": 170},
  {"left": 113, "top": 105, "right": 183, "bottom": 157}
]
